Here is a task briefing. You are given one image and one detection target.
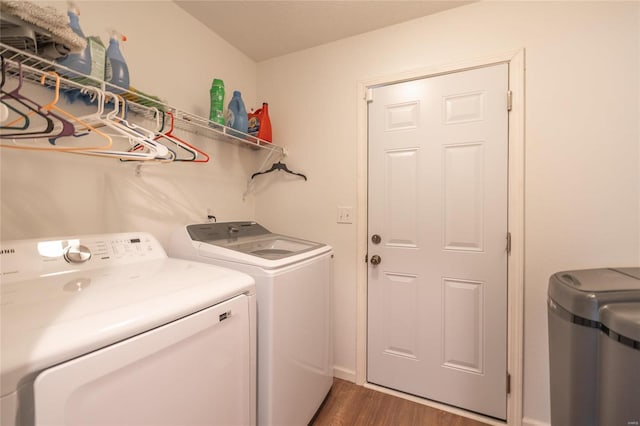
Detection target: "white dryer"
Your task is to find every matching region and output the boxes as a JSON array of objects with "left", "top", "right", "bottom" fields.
[
  {"left": 169, "top": 222, "right": 333, "bottom": 426},
  {"left": 0, "top": 232, "right": 256, "bottom": 426}
]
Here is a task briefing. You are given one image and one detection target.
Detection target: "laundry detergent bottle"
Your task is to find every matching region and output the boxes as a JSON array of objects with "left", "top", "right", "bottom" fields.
[
  {"left": 209, "top": 78, "right": 225, "bottom": 126},
  {"left": 226, "top": 91, "right": 248, "bottom": 134},
  {"left": 257, "top": 103, "right": 272, "bottom": 142},
  {"left": 248, "top": 102, "right": 272, "bottom": 142},
  {"left": 106, "top": 32, "right": 129, "bottom": 93},
  {"left": 56, "top": 5, "right": 91, "bottom": 77}
]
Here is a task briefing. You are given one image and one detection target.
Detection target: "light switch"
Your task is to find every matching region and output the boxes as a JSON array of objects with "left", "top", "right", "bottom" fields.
[{"left": 337, "top": 207, "right": 353, "bottom": 224}]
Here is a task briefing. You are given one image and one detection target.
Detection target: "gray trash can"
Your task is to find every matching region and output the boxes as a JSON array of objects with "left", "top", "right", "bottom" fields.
[
  {"left": 548, "top": 267, "right": 640, "bottom": 426},
  {"left": 598, "top": 302, "right": 640, "bottom": 426}
]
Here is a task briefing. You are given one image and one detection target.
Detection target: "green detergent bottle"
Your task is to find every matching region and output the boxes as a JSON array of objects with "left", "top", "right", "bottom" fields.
[{"left": 209, "top": 79, "right": 225, "bottom": 126}]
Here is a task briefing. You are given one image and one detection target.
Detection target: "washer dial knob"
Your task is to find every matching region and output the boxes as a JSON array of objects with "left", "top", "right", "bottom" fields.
[{"left": 64, "top": 244, "right": 92, "bottom": 264}]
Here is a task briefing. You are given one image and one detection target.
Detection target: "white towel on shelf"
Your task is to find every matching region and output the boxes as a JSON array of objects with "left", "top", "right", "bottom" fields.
[{"left": 1, "top": 0, "right": 86, "bottom": 52}]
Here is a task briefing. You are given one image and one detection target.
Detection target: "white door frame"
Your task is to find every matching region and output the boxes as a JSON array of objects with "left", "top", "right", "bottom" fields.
[{"left": 355, "top": 49, "right": 525, "bottom": 426}]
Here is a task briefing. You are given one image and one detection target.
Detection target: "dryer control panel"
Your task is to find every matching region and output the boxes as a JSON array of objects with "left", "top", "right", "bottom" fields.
[{"left": 0, "top": 232, "right": 166, "bottom": 282}]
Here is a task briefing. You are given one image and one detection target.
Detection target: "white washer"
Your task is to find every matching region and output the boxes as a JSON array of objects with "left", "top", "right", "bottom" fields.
[
  {"left": 169, "top": 222, "right": 333, "bottom": 426},
  {"left": 1, "top": 232, "right": 256, "bottom": 426}
]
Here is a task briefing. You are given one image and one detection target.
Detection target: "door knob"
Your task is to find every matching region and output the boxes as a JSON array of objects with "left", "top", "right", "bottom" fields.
[
  {"left": 370, "top": 255, "right": 382, "bottom": 265},
  {"left": 371, "top": 234, "right": 381, "bottom": 244}
]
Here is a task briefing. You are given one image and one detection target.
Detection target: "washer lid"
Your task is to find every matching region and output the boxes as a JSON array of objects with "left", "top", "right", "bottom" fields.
[
  {"left": 187, "top": 221, "right": 272, "bottom": 242},
  {"left": 0, "top": 257, "right": 255, "bottom": 398},
  {"left": 187, "top": 222, "right": 331, "bottom": 269},
  {"left": 548, "top": 267, "right": 640, "bottom": 321},
  {"left": 600, "top": 303, "right": 640, "bottom": 344},
  {"left": 616, "top": 267, "right": 640, "bottom": 280}
]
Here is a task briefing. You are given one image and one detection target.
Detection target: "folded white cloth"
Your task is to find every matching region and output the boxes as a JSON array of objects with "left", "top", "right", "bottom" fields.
[{"left": 1, "top": 1, "right": 86, "bottom": 52}]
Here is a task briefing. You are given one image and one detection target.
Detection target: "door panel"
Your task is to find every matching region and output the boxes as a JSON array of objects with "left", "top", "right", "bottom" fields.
[
  {"left": 385, "top": 149, "right": 419, "bottom": 247},
  {"left": 381, "top": 272, "right": 419, "bottom": 359},
  {"left": 443, "top": 142, "right": 485, "bottom": 251},
  {"left": 367, "top": 64, "right": 508, "bottom": 420},
  {"left": 442, "top": 277, "right": 484, "bottom": 373}
]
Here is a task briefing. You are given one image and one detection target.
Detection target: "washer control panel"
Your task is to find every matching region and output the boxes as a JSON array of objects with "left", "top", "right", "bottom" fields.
[{"left": 0, "top": 233, "right": 166, "bottom": 282}]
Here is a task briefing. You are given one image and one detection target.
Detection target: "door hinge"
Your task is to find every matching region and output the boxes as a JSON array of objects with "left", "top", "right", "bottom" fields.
[
  {"left": 507, "top": 90, "right": 513, "bottom": 111},
  {"left": 506, "top": 372, "right": 511, "bottom": 394},
  {"left": 365, "top": 88, "right": 374, "bottom": 103},
  {"left": 506, "top": 232, "right": 512, "bottom": 255}
]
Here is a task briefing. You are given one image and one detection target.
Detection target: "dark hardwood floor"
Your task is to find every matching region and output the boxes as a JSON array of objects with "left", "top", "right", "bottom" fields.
[{"left": 310, "top": 378, "right": 490, "bottom": 426}]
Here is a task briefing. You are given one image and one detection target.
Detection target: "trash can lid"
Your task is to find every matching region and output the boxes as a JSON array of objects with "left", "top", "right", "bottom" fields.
[
  {"left": 600, "top": 302, "right": 640, "bottom": 343},
  {"left": 549, "top": 267, "right": 640, "bottom": 321}
]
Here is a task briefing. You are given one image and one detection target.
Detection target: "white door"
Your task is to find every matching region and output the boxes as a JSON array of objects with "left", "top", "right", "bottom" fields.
[{"left": 367, "top": 64, "right": 509, "bottom": 420}]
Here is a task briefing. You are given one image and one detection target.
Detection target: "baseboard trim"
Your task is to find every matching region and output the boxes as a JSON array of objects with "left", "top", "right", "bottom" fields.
[
  {"left": 522, "top": 417, "right": 550, "bottom": 426},
  {"left": 333, "top": 367, "right": 356, "bottom": 382}
]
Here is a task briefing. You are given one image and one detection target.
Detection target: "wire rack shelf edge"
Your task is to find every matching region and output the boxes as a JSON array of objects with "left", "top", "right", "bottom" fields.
[{"left": 0, "top": 42, "right": 283, "bottom": 155}]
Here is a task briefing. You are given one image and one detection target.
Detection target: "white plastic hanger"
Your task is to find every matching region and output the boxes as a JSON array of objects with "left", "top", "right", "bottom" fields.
[{"left": 73, "top": 89, "right": 170, "bottom": 161}]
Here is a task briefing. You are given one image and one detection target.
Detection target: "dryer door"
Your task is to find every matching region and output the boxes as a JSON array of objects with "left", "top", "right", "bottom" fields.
[{"left": 33, "top": 295, "right": 254, "bottom": 426}]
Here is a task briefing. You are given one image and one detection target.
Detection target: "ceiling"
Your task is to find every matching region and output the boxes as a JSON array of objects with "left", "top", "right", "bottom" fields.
[{"left": 174, "top": 1, "right": 473, "bottom": 62}]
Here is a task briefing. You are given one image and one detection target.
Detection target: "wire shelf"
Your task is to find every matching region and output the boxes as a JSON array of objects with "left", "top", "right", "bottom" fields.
[{"left": 0, "top": 42, "right": 283, "bottom": 154}]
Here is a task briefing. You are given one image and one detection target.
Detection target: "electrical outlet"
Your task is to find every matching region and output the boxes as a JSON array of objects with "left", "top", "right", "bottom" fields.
[
  {"left": 207, "top": 209, "right": 216, "bottom": 223},
  {"left": 337, "top": 206, "right": 353, "bottom": 224}
]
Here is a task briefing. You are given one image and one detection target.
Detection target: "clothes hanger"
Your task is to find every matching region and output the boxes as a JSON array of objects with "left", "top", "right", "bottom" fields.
[
  {"left": 123, "top": 108, "right": 177, "bottom": 163},
  {"left": 111, "top": 95, "right": 170, "bottom": 157},
  {"left": 0, "top": 60, "right": 79, "bottom": 141},
  {"left": 36, "top": 72, "right": 113, "bottom": 148},
  {"left": 251, "top": 161, "right": 307, "bottom": 181},
  {"left": 127, "top": 109, "right": 185, "bottom": 161},
  {"left": 76, "top": 91, "right": 149, "bottom": 149},
  {"left": 154, "top": 111, "right": 210, "bottom": 162},
  {"left": 70, "top": 88, "right": 143, "bottom": 159},
  {"left": 74, "top": 89, "right": 155, "bottom": 159},
  {"left": 73, "top": 90, "right": 170, "bottom": 161},
  {"left": 125, "top": 142, "right": 176, "bottom": 163},
  {"left": 36, "top": 71, "right": 94, "bottom": 143},
  {"left": 0, "top": 59, "right": 56, "bottom": 137},
  {"left": 111, "top": 97, "right": 175, "bottom": 161},
  {"left": 1, "top": 71, "right": 113, "bottom": 152},
  {"left": 0, "top": 100, "right": 31, "bottom": 131},
  {"left": 0, "top": 62, "right": 86, "bottom": 143},
  {"left": 0, "top": 59, "right": 31, "bottom": 131}
]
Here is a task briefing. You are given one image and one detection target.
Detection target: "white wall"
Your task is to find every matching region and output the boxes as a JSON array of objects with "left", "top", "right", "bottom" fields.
[
  {"left": 1, "top": 1, "right": 264, "bottom": 244},
  {"left": 255, "top": 1, "right": 640, "bottom": 424}
]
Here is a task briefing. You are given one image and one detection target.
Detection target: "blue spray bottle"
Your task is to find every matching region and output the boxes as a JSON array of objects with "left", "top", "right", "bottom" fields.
[
  {"left": 106, "top": 31, "right": 129, "bottom": 93},
  {"left": 56, "top": 4, "right": 91, "bottom": 77}
]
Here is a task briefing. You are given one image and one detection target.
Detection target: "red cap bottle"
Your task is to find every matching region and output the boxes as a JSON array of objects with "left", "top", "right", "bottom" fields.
[{"left": 256, "top": 103, "right": 272, "bottom": 143}]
